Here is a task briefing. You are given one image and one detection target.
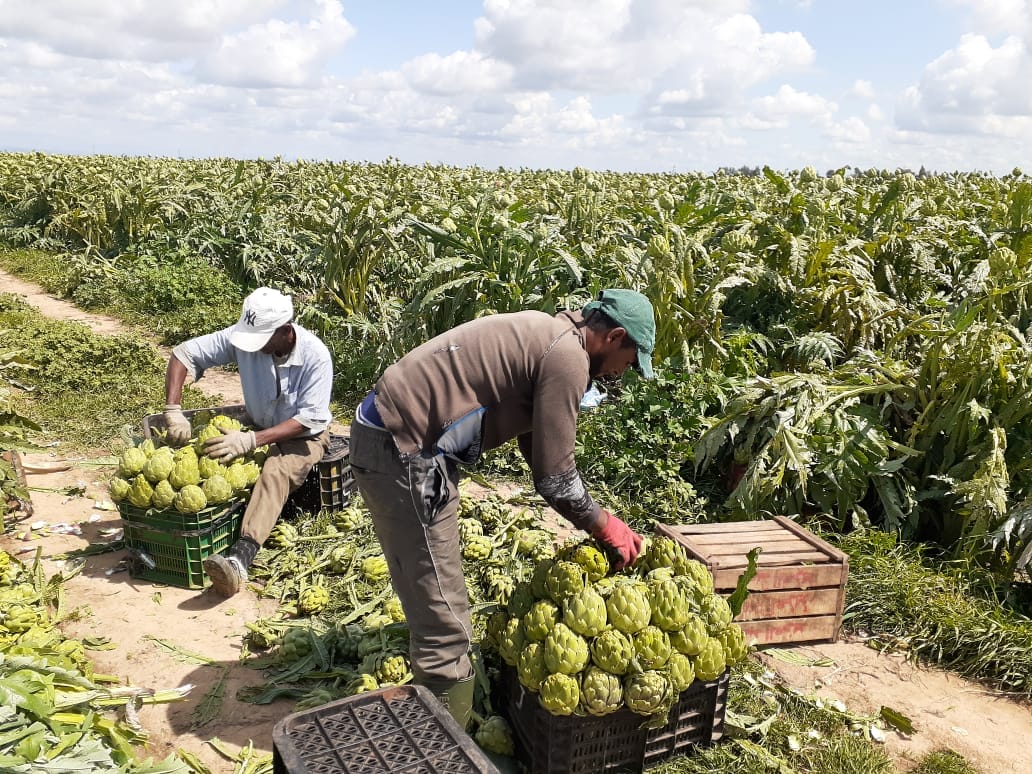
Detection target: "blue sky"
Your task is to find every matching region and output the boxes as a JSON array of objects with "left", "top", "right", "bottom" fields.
[{"left": 1, "top": 1, "right": 1030, "bottom": 173}]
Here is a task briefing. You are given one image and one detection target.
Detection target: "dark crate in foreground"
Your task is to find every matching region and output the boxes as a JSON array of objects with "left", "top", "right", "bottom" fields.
[
  {"left": 503, "top": 666, "right": 729, "bottom": 774},
  {"left": 272, "top": 684, "right": 500, "bottom": 774},
  {"left": 121, "top": 503, "right": 242, "bottom": 589},
  {"left": 655, "top": 516, "right": 848, "bottom": 647}
]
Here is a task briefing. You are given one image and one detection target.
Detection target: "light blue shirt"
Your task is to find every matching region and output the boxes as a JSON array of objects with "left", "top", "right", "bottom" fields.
[{"left": 172, "top": 323, "right": 333, "bottom": 435}]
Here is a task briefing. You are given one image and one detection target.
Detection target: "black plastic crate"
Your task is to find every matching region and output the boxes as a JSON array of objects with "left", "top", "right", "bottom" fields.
[
  {"left": 272, "top": 684, "right": 500, "bottom": 774},
  {"left": 503, "top": 666, "right": 729, "bottom": 774},
  {"left": 285, "top": 433, "right": 354, "bottom": 515}
]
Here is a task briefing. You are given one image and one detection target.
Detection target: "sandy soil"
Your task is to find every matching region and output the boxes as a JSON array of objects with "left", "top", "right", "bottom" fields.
[{"left": 2, "top": 267, "right": 1030, "bottom": 773}]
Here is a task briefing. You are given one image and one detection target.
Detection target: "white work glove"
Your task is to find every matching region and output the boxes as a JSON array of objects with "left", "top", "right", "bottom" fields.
[
  {"left": 203, "top": 427, "right": 257, "bottom": 463},
  {"left": 163, "top": 405, "right": 193, "bottom": 446}
]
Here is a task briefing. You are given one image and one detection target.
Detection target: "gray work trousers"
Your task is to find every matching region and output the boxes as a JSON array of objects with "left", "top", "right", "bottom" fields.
[
  {"left": 240, "top": 432, "right": 329, "bottom": 546},
  {"left": 348, "top": 421, "right": 474, "bottom": 684}
]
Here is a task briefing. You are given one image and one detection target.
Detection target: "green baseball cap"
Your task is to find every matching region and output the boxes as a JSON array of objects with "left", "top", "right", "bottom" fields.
[{"left": 583, "top": 289, "right": 656, "bottom": 379}]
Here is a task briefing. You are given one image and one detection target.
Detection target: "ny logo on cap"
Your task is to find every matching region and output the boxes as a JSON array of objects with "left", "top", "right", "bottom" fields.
[{"left": 244, "top": 310, "right": 257, "bottom": 326}]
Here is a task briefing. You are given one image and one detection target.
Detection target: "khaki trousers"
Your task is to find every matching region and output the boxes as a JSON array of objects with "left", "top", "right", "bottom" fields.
[
  {"left": 240, "top": 432, "right": 329, "bottom": 546},
  {"left": 349, "top": 421, "right": 473, "bottom": 684}
]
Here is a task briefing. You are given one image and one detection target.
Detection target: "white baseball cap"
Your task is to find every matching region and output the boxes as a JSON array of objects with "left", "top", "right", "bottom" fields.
[{"left": 230, "top": 288, "right": 294, "bottom": 352}]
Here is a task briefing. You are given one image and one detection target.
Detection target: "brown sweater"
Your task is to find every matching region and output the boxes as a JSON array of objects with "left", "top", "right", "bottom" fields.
[{"left": 373, "top": 310, "right": 603, "bottom": 532}]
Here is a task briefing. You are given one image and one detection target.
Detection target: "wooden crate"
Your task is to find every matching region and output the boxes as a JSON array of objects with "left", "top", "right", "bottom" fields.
[{"left": 655, "top": 516, "right": 848, "bottom": 647}]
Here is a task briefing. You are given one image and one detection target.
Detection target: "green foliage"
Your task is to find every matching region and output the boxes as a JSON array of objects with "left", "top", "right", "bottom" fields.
[
  {"left": 575, "top": 367, "right": 727, "bottom": 526},
  {"left": 0, "top": 293, "right": 207, "bottom": 449},
  {"left": 909, "top": 749, "right": 980, "bottom": 774},
  {"left": 68, "top": 253, "right": 241, "bottom": 344},
  {"left": 645, "top": 662, "right": 895, "bottom": 774}
]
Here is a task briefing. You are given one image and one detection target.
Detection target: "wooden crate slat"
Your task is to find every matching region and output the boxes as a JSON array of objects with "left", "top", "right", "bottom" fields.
[
  {"left": 735, "top": 588, "right": 842, "bottom": 621},
  {"left": 684, "top": 533, "right": 810, "bottom": 549},
  {"left": 712, "top": 564, "right": 845, "bottom": 591},
  {"left": 710, "top": 550, "right": 831, "bottom": 568},
  {"left": 738, "top": 615, "right": 839, "bottom": 647},
  {"left": 771, "top": 515, "right": 848, "bottom": 563},
  {"left": 661, "top": 521, "right": 784, "bottom": 535}
]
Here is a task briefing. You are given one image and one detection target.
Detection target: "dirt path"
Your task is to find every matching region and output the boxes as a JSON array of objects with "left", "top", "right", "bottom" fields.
[{"left": 2, "top": 268, "right": 1031, "bottom": 773}]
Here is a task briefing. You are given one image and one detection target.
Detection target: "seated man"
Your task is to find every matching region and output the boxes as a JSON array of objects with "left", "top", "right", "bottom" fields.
[{"left": 163, "top": 287, "right": 333, "bottom": 597}]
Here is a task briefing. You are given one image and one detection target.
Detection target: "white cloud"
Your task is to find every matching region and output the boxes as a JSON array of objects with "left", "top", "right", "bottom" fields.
[
  {"left": 850, "top": 79, "right": 876, "bottom": 99},
  {"left": 898, "top": 33, "right": 1032, "bottom": 134},
  {"left": 473, "top": 0, "right": 814, "bottom": 112},
  {"left": 942, "top": 0, "right": 1030, "bottom": 37},
  {"left": 825, "top": 116, "right": 870, "bottom": 144},
  {"left": 0, "top": 0, "right": 284, "bottom": 61},
  {"left": 196, "top": 0, "right": 354, "bottom": 87},
  {"left": 751, "top": 84, "right": 838, "bottom": 125},
  {"left": 401, "top": 51, "right": 513, "bottom": 96}
]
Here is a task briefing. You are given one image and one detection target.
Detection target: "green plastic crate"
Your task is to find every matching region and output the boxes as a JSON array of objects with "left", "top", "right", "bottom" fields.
[
  {"left": 118, "top": 499, "right": 244, "bottom": 532},
  {"left": 122, "top": 505, "right": 243, "bottom": 589}
]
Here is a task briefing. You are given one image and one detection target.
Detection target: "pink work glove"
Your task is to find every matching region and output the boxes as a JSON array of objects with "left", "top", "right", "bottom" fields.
[
  {"left": 592, "top": 510, "right": 643, "bottom": 571},
  {"left": 203, "top": 428, "right": 256, "bottom": 463}
]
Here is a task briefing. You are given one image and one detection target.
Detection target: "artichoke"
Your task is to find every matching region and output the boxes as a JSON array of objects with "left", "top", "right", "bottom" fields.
[
  {"left": 118, "top": 448, "right": 147, "bottom": 478},
  {"left": 506, "top": 581, "right": 536, "bottom": 618},
  {"left": 523, "top": 599, "right": 560, "bottom": 642},
  {"left": 197, "top": 455, "right": 225, "bottom": 480},
  {"left": 202, "top": 474, "right": 234, "bottom": 504},
  {"left": 665, "top": 652, "right": 696, "bottom": 693},
  {"left": 539, "top": 673, "right": 580, "bottom": 716},
  {"left": 580, "top": 666, "right": 623, "bottom": 717},
  {"left": 169, "top": 458, "right": 201, "bottom": 489},
  {"left": 361, "top": 555, "right": 390, "bottom": 584},
  {"left": 475, "top": 716, "right": 515, "bottom": 757},
  {"left": 624, "top": 670, "right": 671, "bottom": 717},
  {"left": 606, "top": 582, "right": 651, "bottom": 635},
  {"left": 108, "top": 476, "right": 131, "bottom": 503},
  {"left": 543, "top": 622, "right": 589, "bottom": 675},
  {"left": 142, "top": 448, "right": 175, "bottom": 483},
  {"left": 516, "top": 642, "right": 549, "bottom": 691},
  {"left": 127, "top": 475, "right": 154, "bottom": 508},
  {"left": 693, "top": 637, "right": 727, "bottom": 682},
  {"left": 717, "top": 623, "right": 749, "bottom": 665},
  {"left": 564, "top": 541, "right": 609, "bottom": 582},
  {"left": 632, "top": 625, "right": 672, "bottom": 670},
  {"left": 669, "top": 614, "right": 708, "bottom": 656},
  {"left": 173, "top": 484, "right": 207, "bottom": 514},
  {"left": 298, "top": 585, "right": 330, "bottom": 615},
  {"left": 648, "top": 577, "right": 690, "bottom": 632},
  {"left": 590, "top": 628, "right": 634, "bottom": 676},
  {"left": 346, "top": 673, "right": 379, "bottom": 695},
  {"left": 562, "top": 585, "right": 608, "bottom": 637},
  {"left": 545, "top": 560, "right": 585, "bottom": 604},
  {"left": 151, "top": 480, "right": 176, "bottom": 510},
  {"left": 498, "top": 618, "right": 527, "bottom": 667},
  {"left": 701, "top": 595, "right": 733, "bottom": 635}
]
